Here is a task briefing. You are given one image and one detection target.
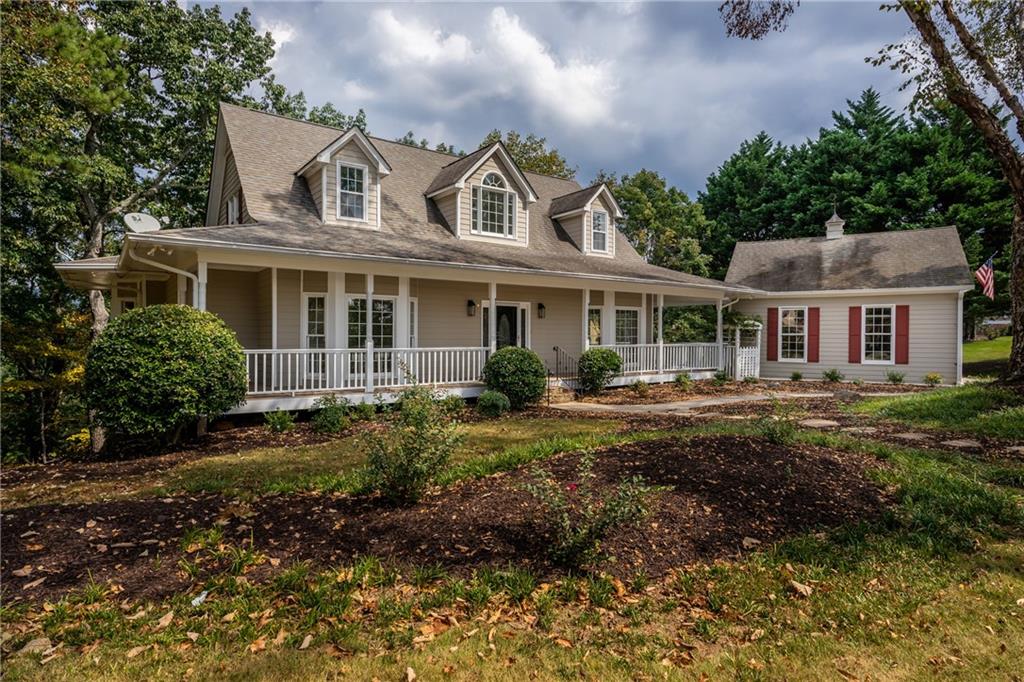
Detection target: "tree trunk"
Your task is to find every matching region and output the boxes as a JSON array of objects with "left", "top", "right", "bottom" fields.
[{"left": 1008, "top": 201, "right": 1024, "bottom": 383}]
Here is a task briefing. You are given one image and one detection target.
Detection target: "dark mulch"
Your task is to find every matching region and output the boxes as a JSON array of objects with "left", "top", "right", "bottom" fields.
[
  {"left": 581, "top": 379, "right": 928, "bottom": 405},
  {"left": 1, "top": 435, "right": 889, "bottom": 605}
]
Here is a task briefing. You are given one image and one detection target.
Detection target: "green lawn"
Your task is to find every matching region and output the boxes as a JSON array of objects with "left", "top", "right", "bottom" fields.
[
  {"left": 5, "top": 423, "right": 1023, "bottom": 681},
  {"left": 853, "top": 384, "right": 1024, "bottom": 439},
  {"left": 963, "top": 336, "right": 1012, "bottom": 376}
]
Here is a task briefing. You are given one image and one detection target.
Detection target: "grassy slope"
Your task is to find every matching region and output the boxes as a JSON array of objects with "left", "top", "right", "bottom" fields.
[
  {"left": 4, "top": 424, "right": 1023, "bottom": 681},
  {"left": 963, "top": 336, "right": 1012, "bottom": 377},
  {"left": 853, "top": 384, "right": 1024, "bottom": 439}
]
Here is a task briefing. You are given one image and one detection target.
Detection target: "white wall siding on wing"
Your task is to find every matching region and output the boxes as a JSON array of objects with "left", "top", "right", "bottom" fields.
[{"left": 735, "top": 292, "right": 959, "bottom": 383}]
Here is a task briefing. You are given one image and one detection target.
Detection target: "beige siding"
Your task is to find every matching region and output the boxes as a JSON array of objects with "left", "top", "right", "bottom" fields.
[
  {"left": 559, "top": 214, "right": 585, "bottom": 250},
  {"left": 458, "top": 156, "right": 529, "bottom": 247},
  {"left": 735, "top": 293, "right": 959, "bottom": 384},
  {"left": 206, "top": 269, "right": 261, "bottom": 348},
  {"left": 276, "top": 269, "right": 301, "bottom": 348},
  {"left": 304, "top": 166, "right": 324, "bottom": 221},
  {"left": 435, "top": 191, "right": 459, "bottom": 234},
  {"left": 344, "top": 274, "right": 398, "bottom": 296},
  {"left": 256, "top": 269, "right": 273, "bottom": 348},
  {"left": 217, "top": 148, "right": 248, "bottom": 225},
  {"left": 326, "top": 143, "right": 380, "bottom": 228}
]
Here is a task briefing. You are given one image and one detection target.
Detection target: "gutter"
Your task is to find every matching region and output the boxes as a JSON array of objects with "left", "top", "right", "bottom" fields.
[{"left": 127, "top": 246, "right": 199, "bottom": 307}]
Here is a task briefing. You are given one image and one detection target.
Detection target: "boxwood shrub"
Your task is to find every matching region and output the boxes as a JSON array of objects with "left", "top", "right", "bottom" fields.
[
  {"left": 577, "top": 348, "right": 622, "bottom": 393},
  {"left": 85, "top": 305, "right": 247, "bottom": 443},
  {"left": 476, "top": 390, "right": 511, "bottom": 417},
  {"left": 482, "top": 347, "right": 547, "bottom": 409}
]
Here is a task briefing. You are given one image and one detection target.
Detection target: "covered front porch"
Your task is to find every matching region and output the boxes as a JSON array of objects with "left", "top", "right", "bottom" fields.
[{"left": 62, "top": 245, "right": 760, "bottom": 413}]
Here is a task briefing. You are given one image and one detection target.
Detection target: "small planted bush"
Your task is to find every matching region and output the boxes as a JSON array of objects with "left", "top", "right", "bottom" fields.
[
  {"left": 674, "top": 373, "right": 693, "bottom": 390},
  {"left": 755, "top": 403, "right": 797, "bottom": 445},
  {"left": 712, "top": 370, "right": 731, "bottom": 386},
  {"left": 477, "top": 390, "right": 511, "bottom": 417},
  {"left": 577, "top": 348, "right": 623, "bottom": 393},
  {"left": 742, "top": 376, "right": 759, "bottom": 385},
  {"left": 822, "top": 368, "right": 845, "bottom": 383},
  {"left": 924, "top": 372, "right": 944, "bottom": 386},
  {"left": 524, "top": 453, "right": 660, "bottom": 569},
  {"left": 350, "top": 402, "right": 376, "bottom": 422},
  {"left": 630, "top": 379, "right": 650, "bottom": 397},
  {"left": 363, "top": 384, "right": 462, "bottom": 504},
  {"left": 84, "top": 305, "right": 247, "bottom": 444},
  {"left": 438, "top": 394, "right": 466, "bottom": 418},
  {"left": 265, "top": 410, "right": 295, "bottom": 433},
  {"left": 482, "top": 347, "right": 547, "bottom": 409},
  {"left": 311, "top": 395, "right": 351, "bottom": 434},
  {"left": 886, "top": 370, "right": 905, "bottom": 385},
  {"left": 789, "top": 371, "right": 803, "bottom": 382}
]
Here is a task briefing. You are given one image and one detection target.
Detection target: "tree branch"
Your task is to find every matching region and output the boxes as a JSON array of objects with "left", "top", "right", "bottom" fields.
[{"left": 939, "top": 0, "right": 1024, "bottom": 142}]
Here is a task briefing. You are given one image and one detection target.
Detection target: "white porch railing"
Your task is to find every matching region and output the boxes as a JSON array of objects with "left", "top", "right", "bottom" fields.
[
  {"left": 596, "top": 342, "right": 722, "bottom": 374},
  {"left": 244, "top": 347, "right": 488, "bottom": 396}
]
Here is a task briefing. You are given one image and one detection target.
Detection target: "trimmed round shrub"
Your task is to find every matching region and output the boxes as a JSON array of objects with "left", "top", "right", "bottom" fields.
[
  {"left": 477, "top": 390, "right": 511, "bottom": 417},
  {"left": 577, "top": 348, "right": 622, "bottom": 393},
  {"left": 85, "top": 305, "right": 247, "bottom": 442},
  {"left": 482, "top": 347, "right": 547, "bottom": 409}
]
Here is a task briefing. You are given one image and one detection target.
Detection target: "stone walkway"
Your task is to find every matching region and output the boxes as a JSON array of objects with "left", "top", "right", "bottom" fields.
[{"left": 552, "top": 392, "right": 832, "bottom": 415}]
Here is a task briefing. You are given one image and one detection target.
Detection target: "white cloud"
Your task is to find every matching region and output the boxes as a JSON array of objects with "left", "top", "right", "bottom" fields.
[
  {"left": 257, "top": 18, "right": 297, "bottom": 65},
  {"left": 339, "top": 80, "right": 376, "bottom": 102},
  {"left": 370, "top": 10, "right": 473, "bottom": 67}
]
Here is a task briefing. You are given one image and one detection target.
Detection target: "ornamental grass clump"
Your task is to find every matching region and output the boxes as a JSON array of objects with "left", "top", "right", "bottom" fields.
[
  {"left": 524, "top": 453, "right": 660, "bottom": 569},
  {"left": 363, "top": 384, "right": 462, "bottom": 504}
]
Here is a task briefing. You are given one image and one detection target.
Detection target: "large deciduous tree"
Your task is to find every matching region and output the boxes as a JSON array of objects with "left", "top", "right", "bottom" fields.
[
  {"left": 480, "top": 129, "right": 577, "bottom": 179},
  {"left": 719, "top": 0, "right": 1024, "bottom": 381}
]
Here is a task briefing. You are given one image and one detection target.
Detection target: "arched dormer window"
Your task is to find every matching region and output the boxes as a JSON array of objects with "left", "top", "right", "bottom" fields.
[{"left": 472, "top": 172, "right": 516, "bottom": 238}]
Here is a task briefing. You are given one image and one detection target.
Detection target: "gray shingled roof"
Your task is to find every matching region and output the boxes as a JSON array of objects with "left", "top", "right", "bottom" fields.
[
  {"left": 423, "top": 144, "right": 494, "bottom": 196},
  {"left": 549, "top": 184, "right": 605, "bottom": 217},
  {"left": 725, "top": 226, "right": 973, "bottom": 291},
  {"left": 138, "top": 103, "right": 738, "bottom": 291}
]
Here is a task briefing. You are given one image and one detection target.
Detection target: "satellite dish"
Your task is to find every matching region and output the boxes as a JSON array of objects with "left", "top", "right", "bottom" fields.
[{"left": 123, "top": 212, "right": 161, "bottom": 233}]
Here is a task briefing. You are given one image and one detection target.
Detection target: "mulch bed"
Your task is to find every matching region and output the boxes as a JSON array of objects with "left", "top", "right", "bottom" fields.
[
  {"left": 580, "top": 379, "right": 928, "bottom": 405},
  {"left": 1, "top": 434, "right": 890, "bottom": 605}
]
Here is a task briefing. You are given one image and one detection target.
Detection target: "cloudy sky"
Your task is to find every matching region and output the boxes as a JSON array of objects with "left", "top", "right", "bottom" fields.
[{"left": 214, "top": 1, "right": 914, "bottom": 195}]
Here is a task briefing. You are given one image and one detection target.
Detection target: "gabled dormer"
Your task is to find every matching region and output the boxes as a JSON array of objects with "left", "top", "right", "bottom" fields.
[
  {"left": 206, "top": 113, "right": 251, "bottom": 226},
  {"left": 296, "top": 127, "right": 392, "bottom": 229},
  {"left": 425, "top": 142, "right": 538, "bottom": 247},
  {"left": 549, "top": 184, "right": 623, "bottom": 258}
]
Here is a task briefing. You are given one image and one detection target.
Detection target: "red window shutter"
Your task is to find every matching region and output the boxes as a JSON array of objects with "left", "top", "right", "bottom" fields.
[
  {"left": 766, "top": 307, "right": 778, "bottom": 361},
  {"left": 895, "top": 305, "right": 910, "bottom": 364},
  {"left": 848, "top": 307, "right": 861, "bottom": 364},
  {"left": 807, "top": 307, "right": 820, "bottom": 363}
]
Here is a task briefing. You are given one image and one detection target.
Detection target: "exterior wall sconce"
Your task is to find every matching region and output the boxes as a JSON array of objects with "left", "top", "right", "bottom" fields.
[
  {"left": 467, "top": 299, "right": 477, "bottom": 317},
  {"left": 537, "top": 303, "right": 546, "bottom": 319}
]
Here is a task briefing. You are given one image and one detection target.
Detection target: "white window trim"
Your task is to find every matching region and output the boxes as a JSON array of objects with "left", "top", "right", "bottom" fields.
[
  {"left": 778, "top": 305, "right": 808, "bottom": 363},
  {"left": 226, "top": 193, "right": 240, "bottom": 225},
  {"left": 861, "top": 303, "right": 896, "bottom": 365},
  {"left": 590, "top": 209, "right": 609, "bottom": 253},
  {"left": 336, "top": 160, "right": 369, "bottom": 223},
  {"left": 480, "top": 300, "right": 531, "bottom": 348},
  {"left": 344, "top": 294, "right": 418, "bottom": 349},
  {"left": 471, "top": 171, "right": 517, "bottom": 240},
  {"left": 613, "top": 306, "right": 641, "bottom": 345},
  {"left": 300, "top": 293, "right": 327, "bottom": 350}
]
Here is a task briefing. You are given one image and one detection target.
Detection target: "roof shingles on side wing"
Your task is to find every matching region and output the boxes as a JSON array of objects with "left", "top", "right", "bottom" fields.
[
  {"left": 724, "top": 226, "right": 973, "bottom": 291},
  {"left": 148, "top": 103, "right": 734, "bottom": 290},
  {"left": 423, "top": 145, "right": 493, "bottom": 196},
  {"left": 549, "top": 184, "right": 604, "bottom": 217}
]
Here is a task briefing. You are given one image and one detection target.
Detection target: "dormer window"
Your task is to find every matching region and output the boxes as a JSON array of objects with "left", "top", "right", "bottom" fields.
[
  {"left": 591, "top": 210, "right": 608, "bottom": 252},
  {"left": 472, "top": 172, "right": 516, "bottom": 238},
  {"left": 337, "top": 161, "right": 368, "bottom": 221}
]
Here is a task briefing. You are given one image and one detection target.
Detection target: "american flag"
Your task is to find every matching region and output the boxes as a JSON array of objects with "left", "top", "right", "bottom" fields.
[{"left": 975, "top": 254, "right": 995, "bottom": 300}]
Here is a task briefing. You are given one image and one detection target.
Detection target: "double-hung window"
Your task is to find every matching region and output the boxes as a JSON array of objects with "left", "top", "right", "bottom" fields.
[
  {"left": 472, "top": 172, "right": 516, "bottom": 237},
  {"left": 779, "top": 307, "right": 806, "bottom": 362},
  {"left": 615, "top": 309, "right": 639, "bottom": 345},
  {"left": 226, "top": 193, "right": 240, "bottom": 225},
  {"left": 591, "top": 210, "right": 608, "bottom": 252},
  {"left": 337, "top": 162, "right": 367, "bottom": 220},
  {"left": 862, "top": 305, "right": 894, "bottom": 363}
]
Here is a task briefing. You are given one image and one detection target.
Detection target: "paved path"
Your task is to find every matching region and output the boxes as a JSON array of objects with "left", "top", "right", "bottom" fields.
[{"left": 552, "top": 392, "right": 833, "bottom": 415}]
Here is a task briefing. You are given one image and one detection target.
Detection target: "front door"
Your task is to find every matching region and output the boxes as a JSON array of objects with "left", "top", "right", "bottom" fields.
[{"left": 483, "top": 304, "right": 526, "bottom": 349}]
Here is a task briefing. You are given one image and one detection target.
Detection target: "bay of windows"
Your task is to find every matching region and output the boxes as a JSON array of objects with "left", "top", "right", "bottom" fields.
[
  {"left": 779, "top": 307, "right": 806, "bottom": 361},
  {"left": 472, "top": 172, "right": 516, "bottom": 237}
]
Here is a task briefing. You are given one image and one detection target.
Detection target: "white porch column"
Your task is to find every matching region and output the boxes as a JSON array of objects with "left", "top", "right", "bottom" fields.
[
  {"left": 716, "top": 299, "right": 724, "bottom": 370},
  {"left": 734, "top": 326, "right": 742, "bottom": 380},
  {"left": 639, "top": 294, "right": 647, "bottom": 345},
  {"left": 176, "top": 274, "right": 186, "bottom": 304},
  {"left": 488, "top": 281, "right": 497, "bottom": 354},
  {"left": 581, "top": 288, "right": 590, "bottom": 352},
  {"left": 601, "top": 290, "right": 615, "bottom": 346},
  {"left": 271, "top": 268, "right": 279, "bottom": 349},
  {"left": 657, "top": 293, "right": 665, "bottom": 372},
  {"left": 196, "top": 260, "right": 208, "bottom": 311},
  {"left": 956, "top": 291, "right": 964, "bottom": 385},
  {"left": 396, "top": 276, "right": 410, "bottom": 349},
  {"left": 365, "top": 274, "right": 374, "bottom": 394}
]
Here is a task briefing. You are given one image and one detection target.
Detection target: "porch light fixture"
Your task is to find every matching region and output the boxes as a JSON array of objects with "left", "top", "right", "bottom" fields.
[
  {"left": 467, "top": 299, "right": 477, "bottom": 317},
  {"left": 537, "top": 303, "right": 546, "bottom": 319}
]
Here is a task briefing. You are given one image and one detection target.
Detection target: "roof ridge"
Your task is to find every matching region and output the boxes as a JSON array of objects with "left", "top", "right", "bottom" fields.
[
  {"left": 220, "top": 101, "right": 583, "bottom": 184},
  {"left": 734, "top": 225, "right": 958, "bottom": 246}
]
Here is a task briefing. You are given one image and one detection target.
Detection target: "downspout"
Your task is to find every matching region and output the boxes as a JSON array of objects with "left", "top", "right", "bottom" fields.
[
  {"left": 128, "top": 247, "right": 199, "bottom": 308},
  {"left": 956, "top": 290, "right": 964, "bottom": 385}
]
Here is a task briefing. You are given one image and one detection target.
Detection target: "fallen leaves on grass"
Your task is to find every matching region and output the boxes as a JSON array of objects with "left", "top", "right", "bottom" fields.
[{"left": 789, "top": 580, "right": 813, "bottom": 598}]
